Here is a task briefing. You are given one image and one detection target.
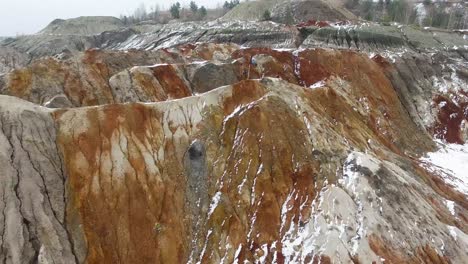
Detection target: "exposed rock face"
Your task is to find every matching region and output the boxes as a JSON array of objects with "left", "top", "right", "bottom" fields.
[
  {"left": 1, "top": 16, "right": 465, "bottom": 67},
  {"left": 0, "top": 97, "right": 77, "bottom": 263},
  {"left": 188, "top": 62, "right": 239, "bottom": 94},
  {"left": 0, "top": 48, "right": 192, "bottom": 106},
  {"left": 299, "top": 23, "right": 468, "bottom": 55},
  {"left": 0, "top": 12, "right": 467, "bottom": 264},
  {"left": 0, "top": 20, "right": 300, "bottom": 63},
  {"left": 376, "top": 52, "right": 468, "bottom": 144}
]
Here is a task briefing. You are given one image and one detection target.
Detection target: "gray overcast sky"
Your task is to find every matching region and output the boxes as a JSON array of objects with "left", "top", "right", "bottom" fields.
[{"left": 0, "top": 0, "right": 223, "bottom": 36}]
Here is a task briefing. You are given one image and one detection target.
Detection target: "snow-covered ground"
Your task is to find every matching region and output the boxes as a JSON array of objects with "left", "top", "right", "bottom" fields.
[{"left": 420, "top": 141, "right": 468, "bottom": 195}]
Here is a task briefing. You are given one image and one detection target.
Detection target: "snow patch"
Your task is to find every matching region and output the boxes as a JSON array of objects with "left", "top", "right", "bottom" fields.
[
  {"left": 208, "top": 191, "right": 222, "bottom": 217},
  {"left": 420, "top": 142, "right": 468, "bottom": 195},
  {"left": 308, "top": 80, "right": 326, "bottom": 89},
  {"left": 281, "top": 184, "right": 383, "bottom": 263},
  {"left": 445, "top": 200, "right": 455, "bottom": 216},
  {"left": 281, "top": 152, "right": 390, "bottom": 263},
  {"left": 447, "top": 225, "right": 468, "bottom": 244}
]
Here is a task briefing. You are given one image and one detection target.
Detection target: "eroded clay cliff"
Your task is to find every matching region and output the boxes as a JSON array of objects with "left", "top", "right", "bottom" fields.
[{"left": 0, "top": 17, "right": 467, "bottom": 264}]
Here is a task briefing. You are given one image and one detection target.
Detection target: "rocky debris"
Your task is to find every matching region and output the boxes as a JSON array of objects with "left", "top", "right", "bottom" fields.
[{"left": 184, "top": 140, "right": 209, "bottom": 259}]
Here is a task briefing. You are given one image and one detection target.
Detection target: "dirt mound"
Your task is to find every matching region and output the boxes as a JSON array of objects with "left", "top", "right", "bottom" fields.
[
  {"left": 223, "top": 0, "right": 357, "bottom": 23},
  {"left": 39, "top": 16, "right": 124, "bottom": 35}
]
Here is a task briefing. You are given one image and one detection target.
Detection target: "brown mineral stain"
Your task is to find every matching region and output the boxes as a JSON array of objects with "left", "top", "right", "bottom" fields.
[
  {"left": 56, "top": 104, "right": 189, "bottom": 264},
  {"left": 232, "top": 47, "right": 297, "bottom": 81},
  {"left": 151, "top": 64, "right": 192, "bottom": 98},
  {"left": 230, "top": 47, "right": 429, "bottom": 156},
  {"left": 7, "top": 68, "right": 33, "bottom": 98},
  {"left": 201, "top": 94, "right": 320, "bottom": 263},
  {"left": 312, "top": 255, "right": 332, "bottom": 264},
  {"left": 131, "top": 70, "right": 168, "bottom": 101},
  {"left": 369, "top": 234, "right": 407, "bottom": 263},
  {"left": 8, "top": 58, "right": 61, "bottom": 98},
  {"left": 296, "top": 55, "right": 331, "bottom": 86},
  {"left": 372, "top": 54, "right": 392, "bottom": 70},
  {"left": 193, "top": 43, "right": 239, "bottom": 61},
  {"left": 82, "top": 49, "right": 102, "bottom": 65},
  {"left": 222, "top": 79, "right": 268, "bottom": 115},
  {"left": 232, "top": 47, "right": 294, "bottom": 66},
  {"left": 43, "top": 45, "right": 459, "bottom": 264},
  {"left": 303, "top": 87, "right": 374, "bottom": 151},
  {"left": 369, "top": 235, "right": 451, "bottom": 264}
]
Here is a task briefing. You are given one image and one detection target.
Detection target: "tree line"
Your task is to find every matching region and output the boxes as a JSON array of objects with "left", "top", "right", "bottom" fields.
[
  {"left": 169, "top": 1, "right": 207, "bottom": 19},
  {"left": 346, "top": 0, "right": 466, "bottom": 29},
  {"left": 120, "top": 1, "right": 241, "bottom": 25}
]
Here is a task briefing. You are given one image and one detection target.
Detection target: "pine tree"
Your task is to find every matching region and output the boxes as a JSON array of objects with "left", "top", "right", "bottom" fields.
[
  {"left": 199, "top": 6, "right": 207, "bottom": 18},
  {"left": 223, "top": 0, "right": 240, "bottom": 10},
  {"left": 170, "top": 2, "right": 181, "bottom": 19},
  {"left": 190, "top": 1, "right": 198, "bottom": 13},
  {"left": 388, "top": 0, "right": 410, "bottom": 23},
  {"left": 361, "top": 0, "right": 374, "bottom": 21},
  {"left": 262, "top": 10, "right": 272, "bottom": 21},
  {"left": 378, "top": 0, "right": 384, "bottom": 11}
]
